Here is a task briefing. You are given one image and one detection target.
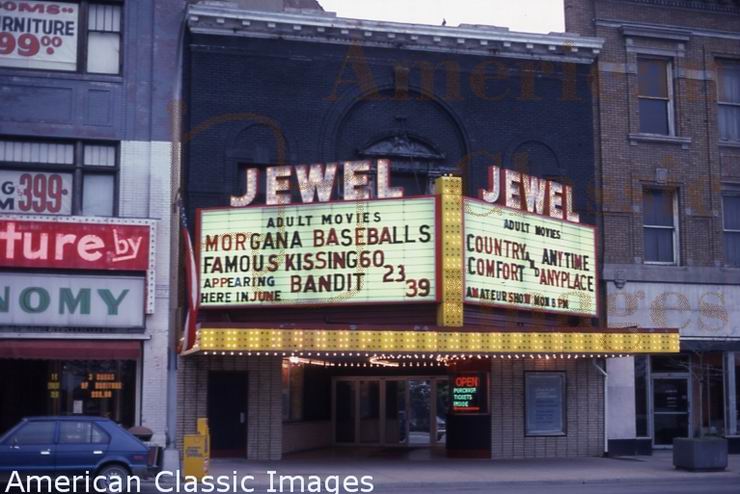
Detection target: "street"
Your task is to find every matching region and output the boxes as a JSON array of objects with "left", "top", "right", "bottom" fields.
[
  {"left": 131, "top": 478, "right": 740, "bottom": 494},
  {"left": 369, "top": 479, "right": 740, "bottom": 494}
]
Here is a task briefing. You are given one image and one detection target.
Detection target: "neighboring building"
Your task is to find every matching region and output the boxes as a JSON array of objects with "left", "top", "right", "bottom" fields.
[
  {"left": 565, "top": 0, "right": 740, "bottom": 453},
  {"left": 178, "top": 1, "right": 679, "bottom": 460},
  {"left": 0, "top": 0, "right": 184, "bottom": 448}
]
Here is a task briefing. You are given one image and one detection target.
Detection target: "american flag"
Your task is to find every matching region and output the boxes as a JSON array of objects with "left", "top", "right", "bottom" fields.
[{"left": 180, "top": 204, "right": 199, "bottom": 353}]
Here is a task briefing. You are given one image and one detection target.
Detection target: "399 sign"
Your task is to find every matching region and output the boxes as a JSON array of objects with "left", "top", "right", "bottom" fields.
[{"left": 0, "top": 170, "right": 72, "bottom": 215}]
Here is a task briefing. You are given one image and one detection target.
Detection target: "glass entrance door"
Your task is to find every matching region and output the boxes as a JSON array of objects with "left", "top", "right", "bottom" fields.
[
  {"left": 652, "top": 377, "right": 690, "bottom": 447},
  {"left": 408, "top": 380, "right": 431, "bottom": 445},
  {"left": 333, "top": 377, "right": 447, "bottom": 447}
]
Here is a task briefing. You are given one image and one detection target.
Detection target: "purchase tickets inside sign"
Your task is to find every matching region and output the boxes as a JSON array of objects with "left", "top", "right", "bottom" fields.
[
  {"left": 198, "top": 197, "right": 437, "bottom": 307},
  {"left": 464, "top": 198, "right": 597, "bottom": 316}
]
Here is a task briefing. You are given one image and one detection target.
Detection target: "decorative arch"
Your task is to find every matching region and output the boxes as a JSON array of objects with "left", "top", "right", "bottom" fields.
[{"left": 509, "top": 140, "right": 562, "bottom": 179}]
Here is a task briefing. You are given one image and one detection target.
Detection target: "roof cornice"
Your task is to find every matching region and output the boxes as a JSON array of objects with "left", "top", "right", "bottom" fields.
[{"left": 187, "top": 2, "right": 604, "bottom": 64}]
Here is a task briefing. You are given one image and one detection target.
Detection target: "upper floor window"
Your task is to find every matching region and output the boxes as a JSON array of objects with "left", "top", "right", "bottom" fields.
[
  {"left": 722, "top": 188, "right": 740, "bottom": 266},
  {"left": 0, "top": 1, "right": 121, "bottom": 74},
  {"left": 717, "top": 60, "right": 740, "bottom": 142},
  {"left": 0, "top": 138, "right": 118, "bottom": 216},
  {"left": 643, "top": 188, "right": 678, "bottom": 264},
  {"left": 638, "top": 58, "right": 674, "bottom": 135}
]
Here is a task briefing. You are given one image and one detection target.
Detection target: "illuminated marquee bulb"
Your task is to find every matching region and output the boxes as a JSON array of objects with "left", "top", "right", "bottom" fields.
[
  {"left": 230, "top": 168, "right": 259, "bottom": 207},
  {"left": 479, "top": 166, "right": 501, "bottom": 203},
  {"left": 376, "top": 159, "right": 403, "bottom": 198},
  {"left": 266, "top": 166, "right": 292, "bottom": 205},
  {"left": 548, "top": 181, "right": 564, "bottom": 219},
  {"left": 504, "top": 169, "right": 523, "bottom": 209},
  {"left": 295, "top": 163, "right": 337, "bottom": 203},
  {"left": 522, "top": 174, "right": 546, "bottom": 215},
  {"left": 343, "top": 160, "right": 371, "bottom": 200},
  {"left": 565, "top": 185, "right": 580, "bottom": 223}
]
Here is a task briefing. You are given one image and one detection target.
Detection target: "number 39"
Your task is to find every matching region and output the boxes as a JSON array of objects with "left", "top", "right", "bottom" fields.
[{"left": 405, "top": 278, "right": 431, "bottom": 297}]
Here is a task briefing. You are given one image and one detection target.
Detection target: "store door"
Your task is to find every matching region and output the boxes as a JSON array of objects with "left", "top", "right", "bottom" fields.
[
  {"left": 208, "top": 372, "right": 248, "bottom": 457},
  {"left": 333, "top": 377, "right": 447, "bottom": 447},
  {"left": 652, "top": 377, "right": 690, "bottom": 447}
]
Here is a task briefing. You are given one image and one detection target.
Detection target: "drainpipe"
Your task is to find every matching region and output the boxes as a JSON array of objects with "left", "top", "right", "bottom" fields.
[{"left": 592, "top": 359, "right": 608, "bottom": 456}]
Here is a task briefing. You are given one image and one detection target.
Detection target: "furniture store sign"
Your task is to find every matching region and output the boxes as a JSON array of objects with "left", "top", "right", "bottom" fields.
[
  {"left": 198, "top": 196, "right": 437, "bottom": 307},
  {"left": 0, "top": 0, "right": 79, "bottom": 71},
  {"left": 0, "top": 218, "right": 151, "bottom": 271},
  {"left": 0, "top": 273, "right": 145, "bottom": 328}
]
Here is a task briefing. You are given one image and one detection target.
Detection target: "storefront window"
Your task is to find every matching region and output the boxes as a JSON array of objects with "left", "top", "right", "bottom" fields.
[
  {"left": 51, "top": 361, "right": 136, "bottom": 427},
  {"left": 699, "top": 353, "right": 725, "bottom": 435},
  {"left": 525, "top": 372, "right": 566, "bottom": 436},
  {"left": 651, "top": 354, "right": 688, "bottom": 373},
  {"left": 0, "top": 359, "right": 135, "bottom": 433}
]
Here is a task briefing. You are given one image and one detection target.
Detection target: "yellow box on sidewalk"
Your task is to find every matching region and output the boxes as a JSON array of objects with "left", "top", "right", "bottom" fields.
[{"left": 183, "top": 418, "right": 210, "bottom": 479}]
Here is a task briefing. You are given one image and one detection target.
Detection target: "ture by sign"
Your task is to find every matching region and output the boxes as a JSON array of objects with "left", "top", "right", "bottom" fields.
[
  {"left": 198, "top": 197, "right": 437, "bottom": 307},
  {"left": 464, "top": 198, "right": 597, "bottom": 316},
  {"left": 0, "top": 219, "right": 150, "bottom": 271}
]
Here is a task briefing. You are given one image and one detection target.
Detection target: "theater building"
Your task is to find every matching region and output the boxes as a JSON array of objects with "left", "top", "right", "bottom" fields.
[
  {"left": 565, "top": 0, "right": 740, "bottom": 454},
  {"left": 178, "top": 1, "right": 679, "bottom": 460},
  {"left": 0, "top": 0, "right": 183, "bottom": 448}
]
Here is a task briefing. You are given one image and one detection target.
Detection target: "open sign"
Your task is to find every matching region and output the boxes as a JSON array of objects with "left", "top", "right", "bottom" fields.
[{"left": 452, "top": 373, "right": 487, "bottom": 414}]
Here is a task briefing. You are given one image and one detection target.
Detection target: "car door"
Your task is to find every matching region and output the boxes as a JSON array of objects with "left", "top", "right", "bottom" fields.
[
  {"left": 55, "top": 421, "right": 111, "bottom": 474},
  {"left": 0, "top": 420, "right": 57, "bottom": 474}
]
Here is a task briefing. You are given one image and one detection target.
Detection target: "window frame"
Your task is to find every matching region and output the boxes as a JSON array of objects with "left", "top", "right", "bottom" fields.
[
  {"left": 0, "top": 0, "right": 124, "bottom": 75},
  {"left": 637, "top": 57, "right": 676, "bottom": 136},
  {"left": 721, "top": 185, "right": 740, "bottom": 267},
  {"left": 524, "top": 371, "right": 567, "bottom": 437},
  {"left": 717, "top": 59, "right": 740, "bottom": 143},
  {"left": 10, "top": 421, "right": 58, "bottom": 445},
  {"left": 0, "top": 137, "right": 120, "bottom": 217},
  {"left": 58, "top": 421, "right": 110, "bottom": 444},
  {"left": 642, "top": 187, "right": 680, "bottom": 266}
]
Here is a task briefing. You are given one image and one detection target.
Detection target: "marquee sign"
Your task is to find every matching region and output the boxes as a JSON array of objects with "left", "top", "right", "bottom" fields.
[
  {"left": 464, "top": 198, "right": 597, "bottom": 316},
  {"left": 198, "top": 197, "right": 437, "bottom": 307}
]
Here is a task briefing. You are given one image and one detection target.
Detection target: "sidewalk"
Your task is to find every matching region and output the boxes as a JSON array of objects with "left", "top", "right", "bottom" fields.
[{"left": 205, "top": 449, "right": 740, "bottom": 487}]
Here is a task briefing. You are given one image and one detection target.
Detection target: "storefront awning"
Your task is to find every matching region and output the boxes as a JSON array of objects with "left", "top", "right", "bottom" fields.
[
  {"left": 0, "top": 339, "right": 141, "bottom": 360},
  {"left": 186, "top": 326, "right": 680, "bottom": 356}
]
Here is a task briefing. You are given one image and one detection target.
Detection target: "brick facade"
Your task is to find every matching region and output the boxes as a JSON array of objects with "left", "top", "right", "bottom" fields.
[
  {"left": 177, "top": 356, "right": 283, "bottom": 460},
  {"left": 491, "top": 358, "right": 605, "bottom": 458},
  {"left": 564, "top": 0, "right": 740, "bottom": 273},
  {"left": 564, "top": 0, "right": 740, "bottom": 448}
]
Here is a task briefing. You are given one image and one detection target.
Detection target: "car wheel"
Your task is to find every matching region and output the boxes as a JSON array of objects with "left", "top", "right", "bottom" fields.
[{"left": 96, "top": 464, "right": 130, "bottom": 493}]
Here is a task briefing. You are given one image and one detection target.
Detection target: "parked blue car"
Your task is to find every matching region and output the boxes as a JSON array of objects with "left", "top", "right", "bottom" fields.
[{"left": 0, "top": 417, "right": 153, "bottom": 484}]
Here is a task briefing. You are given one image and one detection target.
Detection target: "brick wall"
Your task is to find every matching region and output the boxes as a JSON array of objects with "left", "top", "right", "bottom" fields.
[
  {"left": 176, "top": 356, "right": 283, "bottom": 460},
  {"left": 491, "top": 358, "right": 605, "bottom": 458},
  {"left": 282, "top": 421, "right": 332, "bottom": 454},
  {"left": 565, "top": 0, "right": 740, "bottom": 273}
]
